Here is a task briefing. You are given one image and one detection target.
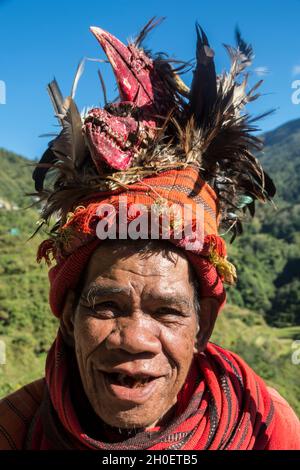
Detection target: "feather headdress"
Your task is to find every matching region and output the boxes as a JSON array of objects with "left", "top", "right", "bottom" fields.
[{"left": 31, "top": 18, "right": 275, "bottom": 242}]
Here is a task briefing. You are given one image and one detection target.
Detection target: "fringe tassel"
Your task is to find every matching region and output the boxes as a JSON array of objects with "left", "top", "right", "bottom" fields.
[{"left": 36, "top": 239, "right": 56, "bottom": 266}]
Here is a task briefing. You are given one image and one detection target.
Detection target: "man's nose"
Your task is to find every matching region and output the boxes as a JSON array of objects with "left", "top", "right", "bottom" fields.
[{"left": 105, "top": 312, "right": 162, "bottom": 355}]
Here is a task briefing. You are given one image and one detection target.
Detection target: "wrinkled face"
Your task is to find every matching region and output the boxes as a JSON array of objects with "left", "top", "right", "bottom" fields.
[{"left": 71, "top": 241, "right": 198, "bottom": 429}]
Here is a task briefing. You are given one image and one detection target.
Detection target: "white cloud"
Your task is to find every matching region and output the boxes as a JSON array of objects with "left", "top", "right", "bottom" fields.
[
  {"left": 253, "top": 66, "right": 269, "bottom": 77},
  {"left": 292, "top": 65, "right": 300, "bottom": 76}
]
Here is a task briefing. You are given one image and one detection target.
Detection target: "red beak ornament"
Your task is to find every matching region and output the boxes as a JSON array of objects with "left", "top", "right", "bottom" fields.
[{"left": 83, "top": 26, "right": 161, "bottom": 172}]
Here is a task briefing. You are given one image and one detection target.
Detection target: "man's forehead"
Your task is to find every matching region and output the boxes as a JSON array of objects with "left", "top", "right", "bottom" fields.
[
  {"left": 81, "top": 245, "right": 193, "bottom": 298},
  {"left": 85, "top": 242, "right": 191, "bottom": 279},
  {"left": 83, "top": 265, "right": 192, "bottom": 292}
]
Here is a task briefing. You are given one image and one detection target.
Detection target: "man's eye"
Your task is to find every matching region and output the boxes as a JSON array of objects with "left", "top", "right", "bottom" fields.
[
  {"left": 94, "top": 301, "right": 118, "bottom": 311},
  {"left": 156, "top": 307, "right": 182, "bottom": 317},
  {"left": 81, "top": 299, "right": 120, "bottom": 317}
]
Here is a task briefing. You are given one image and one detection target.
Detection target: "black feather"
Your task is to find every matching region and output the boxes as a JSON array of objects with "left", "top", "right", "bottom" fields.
[
  {"left": 235, "top": 26, "right": 254, "bottom": 63},
  {"left": 262, "top": 170, "right": 276, "bottom": 198},
  {"left": 32, "top": 145, "right": 58, "bottom": 192},
  {"left": 189, "top": 24, "right": 217, "bottom": 126},
  {"left": 134, "top": 17, "right": 165, "bottom": 48}
]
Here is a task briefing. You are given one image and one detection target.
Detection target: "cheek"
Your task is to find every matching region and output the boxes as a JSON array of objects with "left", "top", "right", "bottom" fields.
[
  {"left": 73, "top": 315, "right": 112, "bottom": 360},
  {"left": 160, "top": 321, "right": 197, "bottom": 378}
]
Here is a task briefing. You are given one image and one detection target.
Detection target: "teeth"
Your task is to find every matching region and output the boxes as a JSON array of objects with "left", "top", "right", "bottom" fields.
[
  {"left": 86, "top": 115, "right": 131, "bottom": 150},
  {"left": 116, "top": 373, "right": 150, "bottom": 388}
]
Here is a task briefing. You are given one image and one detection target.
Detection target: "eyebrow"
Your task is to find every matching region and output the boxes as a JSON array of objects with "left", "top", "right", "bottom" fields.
[
  {"left": 81, "top": 284, "right": 130, "bottom": 303},
  {"left": 143, "top": 293, "right": 193, "bottom": 309},
  {"left": 81, "top": 285, "right": 193, "bottom": 310}
]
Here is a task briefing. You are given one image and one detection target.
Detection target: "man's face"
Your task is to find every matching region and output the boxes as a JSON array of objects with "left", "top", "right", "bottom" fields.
[{"left": 70, "top": 242, "right": 199, "bottom": 429}]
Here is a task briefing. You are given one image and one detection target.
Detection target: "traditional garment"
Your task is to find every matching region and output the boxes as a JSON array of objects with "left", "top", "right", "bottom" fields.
[
  {"left": 1, "top": 333, "right": 299, "bottom": 450},
  {"left": 1, "top": 19, "right": 299, "bottom": 451},
  {"left": 27, "top": 333, "right": 278, "bottom": 450}
]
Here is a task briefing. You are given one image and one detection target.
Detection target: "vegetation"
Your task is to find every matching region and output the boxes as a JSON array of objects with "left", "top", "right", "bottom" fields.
[
  {"left": 0, "top": 118, "right": 299, "bottom": 415},
  {"left": 0, "top": 206, "right": 58, "bottom": 396},
  {"left": 212, "top": 306, "right": 300, "bottom": 415},
  {"left": 225, "top": 118, "right": 300, "bottom": 327}
]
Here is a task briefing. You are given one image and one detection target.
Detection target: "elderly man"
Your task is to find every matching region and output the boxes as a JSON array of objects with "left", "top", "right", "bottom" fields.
[{"left": 0, "top": 20, "right": 300, "bottom": 450}]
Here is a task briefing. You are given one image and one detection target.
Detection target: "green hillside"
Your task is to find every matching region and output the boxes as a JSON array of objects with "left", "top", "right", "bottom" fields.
[
  {"left": 226, "top": 119, "right": 300, "bottom": 327},
  {"left": 0, "top": 148, "right": 36, "bottom": 207},
  {"left": 0, "top": 119, "right": 299, "bottom": 415},
  {"left": 260, "top": 118, "right": 300, "bottom": 204}
]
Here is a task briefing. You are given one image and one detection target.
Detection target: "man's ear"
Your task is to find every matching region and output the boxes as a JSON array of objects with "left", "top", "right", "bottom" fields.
[
  {"left": 60, "top": 289, "right": 76, "bottom": 347},
  {"left": 194, "top": 298, "right": 220, "bottom": 353}
]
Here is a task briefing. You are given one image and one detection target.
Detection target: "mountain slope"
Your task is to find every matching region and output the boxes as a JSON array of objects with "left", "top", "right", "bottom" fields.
[
  {"left": 260, "top": 118, "right": 300, "bottom": 204},
  {"left": 0, "top": 148, "right": 35, "bottom": 207}
]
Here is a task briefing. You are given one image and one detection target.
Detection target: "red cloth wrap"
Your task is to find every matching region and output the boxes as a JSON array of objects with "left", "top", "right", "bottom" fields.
[{"left": 26, "top": 331, "right": 278, "bottom": 450}]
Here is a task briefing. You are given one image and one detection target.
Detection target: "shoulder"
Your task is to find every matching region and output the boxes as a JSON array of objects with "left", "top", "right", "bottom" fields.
[
  {"left": 266, "top": 386, "right": 300, "bottom": 450},
  {"left": 0, "top": 378, "right": 45, "bottom": 450},
  {"left": 204, "top": 344, "right": 300, "bottom": 449}
]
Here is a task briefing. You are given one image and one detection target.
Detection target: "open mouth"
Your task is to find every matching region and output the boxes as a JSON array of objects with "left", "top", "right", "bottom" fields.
[
  {"left": 100, "top": 370, "right": 162, "bottom": 403},
  {"left": 105, "top": 372, "right": 156, "bottom": 389}
]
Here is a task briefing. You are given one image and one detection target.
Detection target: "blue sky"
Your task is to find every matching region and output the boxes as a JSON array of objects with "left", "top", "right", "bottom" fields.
[{"left": 0, "top": 0, "right": 300, "bottom": 159}]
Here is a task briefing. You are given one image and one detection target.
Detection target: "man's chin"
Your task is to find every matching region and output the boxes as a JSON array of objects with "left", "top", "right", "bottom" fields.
[
  {"left": 100, "top": 411, "right": 161, "bottom": 431},
  {"left": 92, "top": 391, "right": 179, "bottom": 431},
  {"left": 107, "top": 402, "right": 176, "bottom": 431},
  {"left": 93, "top": 395, "right": 171, "bottom": 430},
  {"left": 89, "top": 374, "right": 176, "bottom": 430}
]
